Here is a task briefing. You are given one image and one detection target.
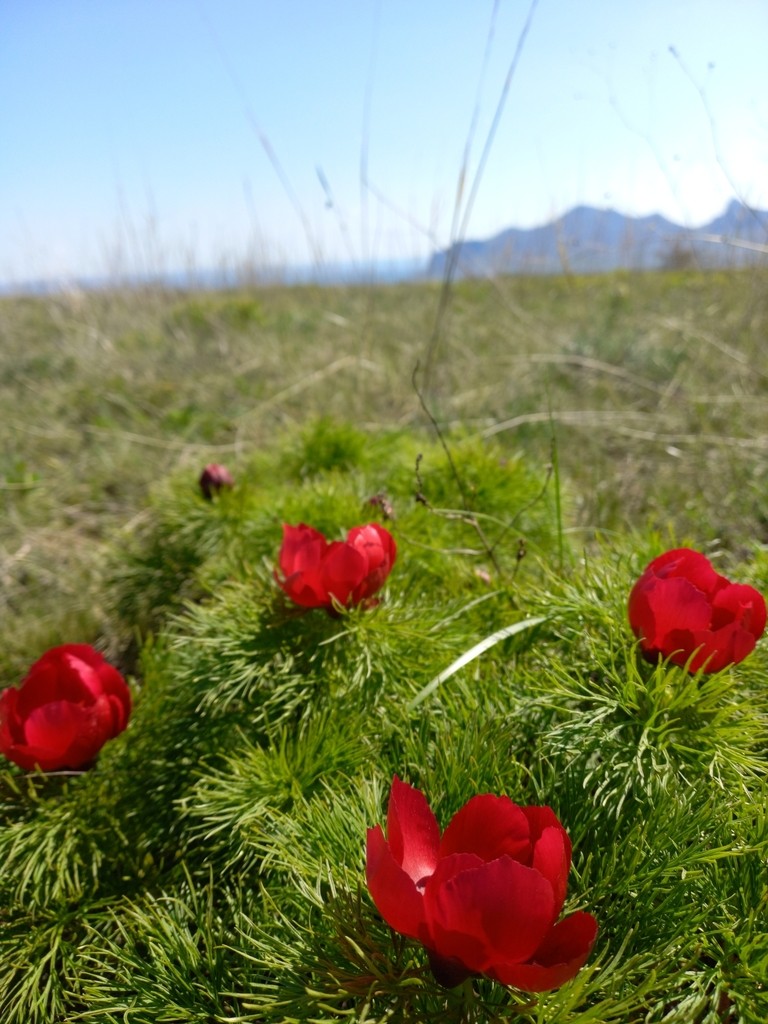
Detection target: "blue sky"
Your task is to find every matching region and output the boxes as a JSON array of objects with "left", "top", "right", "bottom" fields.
[{"left": 1, "top": 0, "right": 766, "bottom": 285}]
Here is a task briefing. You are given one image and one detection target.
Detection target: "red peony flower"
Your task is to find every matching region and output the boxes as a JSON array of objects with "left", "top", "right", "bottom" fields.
[
  {"left": 366, "top": 776, "right": 597, "bottom": 992},
  {"left": 199, "top": 463, "right": 234, "bottom": 500},
  {"left": 0, "top": 645, "right": 131, "bottom": 771},
  {"left": 628, "top": 548, "right": 766, "bottom": 673},
  {"left": 276, "top": 522, "right": 396, "bottom": 611}
]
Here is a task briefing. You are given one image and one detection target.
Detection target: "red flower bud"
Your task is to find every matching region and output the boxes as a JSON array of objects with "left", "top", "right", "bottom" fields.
[
  {"left": 366, "top": 777, "right": 597, "bottom": 992},
  {"left": 628, "top": 548, "right": 766, "bottom": 673},
  {"left": 0, "top": 645, "right": 131, "bottom": 771},
  {"left": 276, "top": 522, "right": 396, "bottom": 611},
  {"left": 199, "top": 463, "right": 234, "bottom": 500}
]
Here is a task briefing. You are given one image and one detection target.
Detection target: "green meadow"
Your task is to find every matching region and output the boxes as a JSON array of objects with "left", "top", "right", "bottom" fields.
[{"left": 1, "top": 267, "right": 767, "bottom": 1022}]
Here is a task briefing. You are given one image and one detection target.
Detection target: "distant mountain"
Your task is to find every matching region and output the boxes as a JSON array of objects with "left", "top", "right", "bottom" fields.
[{"left": 428, "top": 200, "right": 768, "bottom": 278}]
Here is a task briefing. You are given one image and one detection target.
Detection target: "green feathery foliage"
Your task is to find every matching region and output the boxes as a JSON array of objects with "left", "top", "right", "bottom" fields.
[{"left": 2, "top": 413, "right": 767, "bottom": 1023}]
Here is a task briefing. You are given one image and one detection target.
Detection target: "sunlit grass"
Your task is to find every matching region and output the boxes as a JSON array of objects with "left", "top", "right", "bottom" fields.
[{"left": 1, "top": 267, "right": 767, "bottom": 1021}]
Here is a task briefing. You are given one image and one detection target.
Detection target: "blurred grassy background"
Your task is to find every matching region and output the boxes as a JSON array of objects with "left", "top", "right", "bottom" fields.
[{"left": 1, "top": 267, "right": 767, "bottom": 673}]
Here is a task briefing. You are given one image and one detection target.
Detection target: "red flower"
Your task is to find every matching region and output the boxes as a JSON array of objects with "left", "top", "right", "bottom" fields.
[
  {"left": 628, "top": 548, "right": 766, "bottom": 673},
  {"left": 366, "top": 776, "right": 597, "bottom": 992},
  {"left": 276, "top": 522, "right": 396, "bottom": 610},
  {"left": 199, "top": 463, "right": 234, "bottom": 500},
  {"left": 0, "top": 645, "right": 131, "bottom": 771}
]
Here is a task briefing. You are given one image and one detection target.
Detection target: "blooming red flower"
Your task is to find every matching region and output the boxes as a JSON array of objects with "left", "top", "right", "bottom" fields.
[
  {"left": 276, "top": 522, "right": 396, "bottom": 610},
  {"left": 366, "top": 776, "right": 597, "bottom": 992},
  {"left": 628, "top": 548, "right": 766, "bottom": 673},
  {"left": 0, "top": 645, "right": 131, "bottom": 771},
  {"left": 199, "top": 463, "right": 234, "bottom": 500}
]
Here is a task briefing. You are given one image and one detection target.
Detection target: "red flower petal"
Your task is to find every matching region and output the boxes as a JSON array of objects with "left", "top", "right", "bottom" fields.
[
  {"left": 531, "top": 824, "right": 571, "bottom": 918},
  {"left": 276, "top": 524, "right": 332, "bottom": 606},
  {"left": 712, "top": 583, "right": 767, "bottom": 638},
  {"left": 645, "top": 548, "right": 723, "bottom": 594},
  {"left": 277, "top": 570, "right": 329, "bottom": 607},
  {"left": 13, "top": 645, "right": 129, "bottom": 722},
  {"left": 421, "top": 850, "right": 486, "bottom": 957},
  {"left": 522, "top": 805, "right": 571, "bottom": 851},
  {"left": 488, "top": 911, "right": 598, "bottom": 992},
  {"left": 633, "top": 576, "right": 712, "bottom": 646},
  {"left": 98, "top": 668, "right": 132, "bottom": 731},
  {"left": 321, "top": 541, "right": 368, "bottom": 605},
  {"left": 365, "top": 825, "right": 427, "bottom": 940},
  {"left": 0, "top": 687, "right": 20, "bottom": 742},
  {"left": 278, "top": 524, "right": 327, "bottom": 574},
  {"left": 386, "top": 776, "right": 440, "bottom": 885},
  {"left": 439, "top": 794, "right": 531, "bottom": 863},
  {"left": 347, "top": 524, "right": 394, "bottom": 569},
  {"left": 346, "top": 524, "right": 397, "bottom": 602},
  {"left": 12, "top": 697, "right": 114, "bottom": 771},
  {"left": 424, "top": 855, "right": 556, "bottom": 972},
  {"left": 685, "top": 623, "right": 755, "bottom": 674},
  {"left": 0, "top": 688, "right": 78, "bottom": 771},
  {"left": 23, "top": 700, "right": 82, "bottom": 760},
  {"left": 15, "top": 655, "right": 87, "bottom": 716},
  {"left": 58, "top": 648, "right": 111, "bottom": 701}
]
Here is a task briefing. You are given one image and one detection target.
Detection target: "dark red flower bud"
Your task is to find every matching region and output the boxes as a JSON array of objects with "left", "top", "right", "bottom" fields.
[
  {"left": 628, "top": 548, "right": 766, "bottom": 673},
  {"left": 199, "top": 463, "right": 234, "bottom": 500},
  {"left": 0, "top": 645, "right": 131, "bottom": 771},
  {"left": 366, "top": 777, "right": 597, "bottom": 992}
]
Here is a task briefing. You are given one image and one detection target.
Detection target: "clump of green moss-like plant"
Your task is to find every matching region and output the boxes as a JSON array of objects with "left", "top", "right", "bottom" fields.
[{"left": 1, "top": 416, "right": 766, "bottom": 1023}]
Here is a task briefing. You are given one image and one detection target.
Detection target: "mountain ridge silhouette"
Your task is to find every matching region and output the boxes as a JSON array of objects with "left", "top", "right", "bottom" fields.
[{"left": 428, "top": 199, "right": 768, "bottom": 277}]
